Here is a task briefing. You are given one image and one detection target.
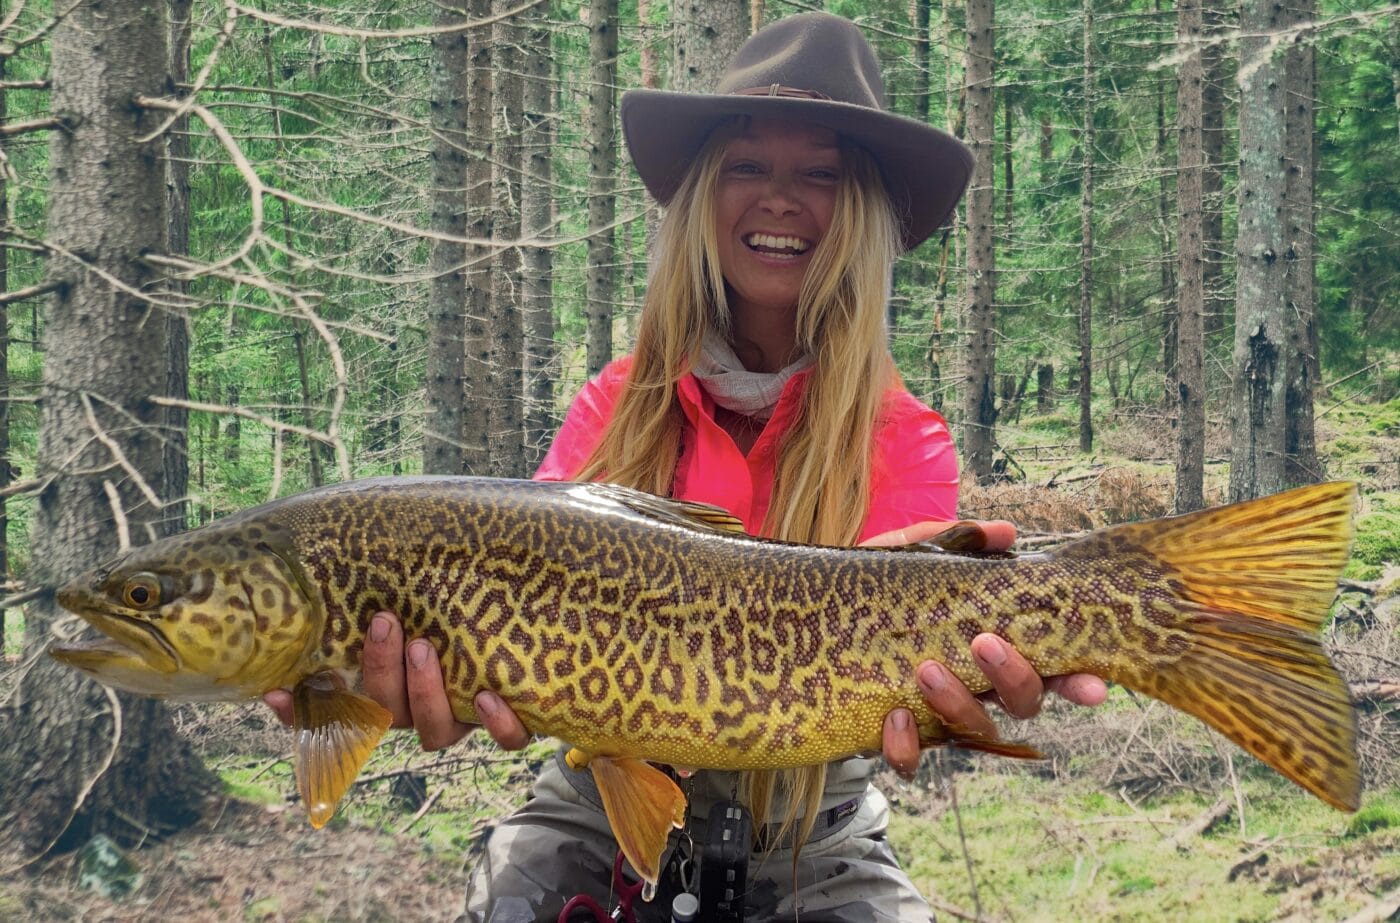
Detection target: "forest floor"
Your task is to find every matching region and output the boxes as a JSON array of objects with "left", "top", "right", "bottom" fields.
[{"left": 2, "top": 397, "right": 1397, "bottom": 921}]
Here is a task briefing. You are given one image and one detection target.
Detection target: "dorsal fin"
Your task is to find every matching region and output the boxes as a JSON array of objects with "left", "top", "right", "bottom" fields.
[{"left": 573, "top": 483, "right": 749, "bottom": 536}]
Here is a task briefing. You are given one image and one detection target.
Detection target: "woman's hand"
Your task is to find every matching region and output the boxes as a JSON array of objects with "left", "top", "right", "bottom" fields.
[
  {"left": 262, "top": 611, "right": 531, "bottom": 752},
  {"left": 862, "top": 519, "right": 1110, "bottom": 778}
]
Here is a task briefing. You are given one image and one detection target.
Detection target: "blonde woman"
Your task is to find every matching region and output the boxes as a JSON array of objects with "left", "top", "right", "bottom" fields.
[{"left": 269, "top": 13, "right": 1105, "bottom": 921}]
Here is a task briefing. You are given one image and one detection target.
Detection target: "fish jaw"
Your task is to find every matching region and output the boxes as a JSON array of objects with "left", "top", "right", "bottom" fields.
[
  {"left": 48, "top": 522, "right": 324, "bottom": 701},
  {"left": 50, "top": 593, "right": 183, "bottom": 691}
]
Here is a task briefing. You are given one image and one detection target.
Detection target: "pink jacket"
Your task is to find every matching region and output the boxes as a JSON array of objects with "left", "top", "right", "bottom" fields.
[{"left": 535, "top": 356, "right": 958, "bottom": 543}]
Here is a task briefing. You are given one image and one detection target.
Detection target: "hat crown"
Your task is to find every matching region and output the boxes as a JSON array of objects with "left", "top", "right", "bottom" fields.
[{"left": 714, "top": 13, "right": 886, "bottom": 112}]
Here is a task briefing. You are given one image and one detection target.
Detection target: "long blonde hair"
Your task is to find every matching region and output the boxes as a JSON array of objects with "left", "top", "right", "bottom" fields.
[{"left": 578, "top": 119, "right": 903, "bottom": 848}]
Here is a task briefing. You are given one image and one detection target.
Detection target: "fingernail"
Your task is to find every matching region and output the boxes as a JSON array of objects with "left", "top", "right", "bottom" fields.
[
  {"left": 890, "top": 710, "right": 911, "bottom": 733},
  {"left": 476, "top": 693, "right": 498, "bottom": 720},
  {"left": 408, "top": 640, "right": 430, "bottom": 668},
  {"left": 917, "top": 663, "right": 947, "bottom": 692},
  {"left": 976, "top": 637, "right": 1008, "bottom": 666},
  {"left": 369, "top": 614, "right": 390, "bottom": 643}
]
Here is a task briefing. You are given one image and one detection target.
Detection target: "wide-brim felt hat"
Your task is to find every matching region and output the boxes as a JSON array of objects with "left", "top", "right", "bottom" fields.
[{"left": 620, "top": 12, "right": 974, "bottom": 252}]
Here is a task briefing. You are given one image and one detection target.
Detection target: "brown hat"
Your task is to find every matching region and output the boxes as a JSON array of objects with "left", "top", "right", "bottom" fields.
[{"left": 620, "top": 12, "right": 974, "bottom": 252}]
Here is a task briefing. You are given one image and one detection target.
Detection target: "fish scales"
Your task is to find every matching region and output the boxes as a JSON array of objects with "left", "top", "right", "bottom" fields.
[
  {"left": 278, "top": 479, "right": 1164, "bottom": 768},
  {"left": 52, "top": 476, "right": 1362, "bottom": 882}
]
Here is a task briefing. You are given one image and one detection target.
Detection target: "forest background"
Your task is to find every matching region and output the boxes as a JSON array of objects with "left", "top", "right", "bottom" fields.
[{"left": 0, "top": 0, "right": 1397, "bottom": 919}]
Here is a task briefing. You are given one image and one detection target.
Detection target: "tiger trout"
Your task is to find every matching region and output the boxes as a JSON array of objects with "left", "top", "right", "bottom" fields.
[{"left": 52, "top": 477, "right": 1360, "bottom": 884}]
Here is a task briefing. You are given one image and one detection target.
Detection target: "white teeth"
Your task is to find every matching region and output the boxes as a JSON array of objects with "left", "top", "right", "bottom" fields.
[{"left": 745, "top": 233, "right": 810, "bottom": 253}]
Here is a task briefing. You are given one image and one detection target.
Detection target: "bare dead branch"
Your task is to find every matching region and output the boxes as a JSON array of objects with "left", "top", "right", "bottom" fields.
[
  {"left": 148, "top": 396, "right": 337, "bottom": 447},
  {"left": 0, "top": 585, "right": 47, "bottom": 610},
  {"left": 136, "top": 0, "right": 239, "bottom": 144},
  {"left": 80, "top": 393, "right": 164, "bottom": 509},
  {"left": 1169, "top": 796, "right": 1232, "bottom": 850},
  {"left": 231, "top": 0, "right": 547, "bottom": 39},
  {"left": 0, "top": 80, "right": 49, "bottom": 91},
  {"left": 134, "top": 95, "right": 264, "bottom": 271},
  {"left": 102, "top": 479, "right": 131, "bottom": 551},
  {"left": 0, "top": 116, "right": 63, "bottom": 137},
  {"left": 0, "top": 280, "right": 62, "bottom": 305}
]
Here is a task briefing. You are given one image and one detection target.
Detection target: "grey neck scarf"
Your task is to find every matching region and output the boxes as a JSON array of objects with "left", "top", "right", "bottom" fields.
[{"left": 691, "top": 330, "right": 812, "bottom": 423}]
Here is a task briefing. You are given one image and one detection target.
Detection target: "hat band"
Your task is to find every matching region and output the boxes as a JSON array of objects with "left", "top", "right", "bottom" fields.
[{"left": 733, "top": 84, "right": 833, "bottom": 101}]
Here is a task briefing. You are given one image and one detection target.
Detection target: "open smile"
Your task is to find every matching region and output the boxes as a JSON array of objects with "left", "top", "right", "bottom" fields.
[{"left": 743, "top": 232, "right": 812, "bottom": 258}]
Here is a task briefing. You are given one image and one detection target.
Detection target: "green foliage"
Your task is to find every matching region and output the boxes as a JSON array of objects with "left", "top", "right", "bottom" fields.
[
  {"left": 889, "top": 774, "right": 1400, "bottom": 921},
  {"left": 1353, "top": 498, "right": 1400, "bottom": 574},
  {"left": 1346, "top": 803, "right": 1400, "bottom": 837}
]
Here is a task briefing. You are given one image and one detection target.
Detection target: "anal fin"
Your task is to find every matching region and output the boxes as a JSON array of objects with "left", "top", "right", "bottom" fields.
[
  {"left": 587, "top": 755, "right": 688, "bottom": 887},
  {"left": 291, "top": 672, "right": 393, "bottom": 828},
  {"left": 926, "top": 720, "right": 1044, "bottom": 760}
]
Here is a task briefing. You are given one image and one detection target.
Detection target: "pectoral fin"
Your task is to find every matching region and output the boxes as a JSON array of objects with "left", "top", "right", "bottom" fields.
[
  {"left": 588, "top": 755, "right": 688, "bottom": 886},
  {"left": 291, "top": 672, "right": 393, "bottom": 828}
]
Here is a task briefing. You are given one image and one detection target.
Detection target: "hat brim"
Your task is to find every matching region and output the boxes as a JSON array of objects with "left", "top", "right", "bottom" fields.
[{"left": 621, "top": 89, "right": 973, "bottom": 252}]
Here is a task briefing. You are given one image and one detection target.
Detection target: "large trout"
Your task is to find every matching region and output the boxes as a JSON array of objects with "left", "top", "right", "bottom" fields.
[{"left": 52, "top": 477, "right": 1359, "bottom": 883}]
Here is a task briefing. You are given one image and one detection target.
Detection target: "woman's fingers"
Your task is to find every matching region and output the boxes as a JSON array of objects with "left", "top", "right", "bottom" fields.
[
  {"left": 970, "top": 634, "right": 1046, "bottom": 719},
  {"left": 474, "top": 690, "right": 531, "bottom": 751},
  {"left": 362, "top": 612, "right": 413, "bottom": 727},
  {"left": 915, "top": 661, "right": 1000, "bottom": 740},
  {"left": 881, "top": 707, "right": 922, "bottom": 779},
  {"left": 262, "top": 688, "right": 293, "bottom": 726},
  {"left": 859, "top": 519, "right": 1018, "bottom": 553},
  {"left": 404, "top": 638, "right": 473, "bottom": 751},
  {"left": 1046, "top": 673, "right": 1109, "bottom": 707}
]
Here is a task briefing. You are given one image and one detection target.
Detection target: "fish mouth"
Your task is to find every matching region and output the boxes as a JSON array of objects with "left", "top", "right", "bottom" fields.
[{"left": 50, "top": 585, "right": 180, "bottom": 675}]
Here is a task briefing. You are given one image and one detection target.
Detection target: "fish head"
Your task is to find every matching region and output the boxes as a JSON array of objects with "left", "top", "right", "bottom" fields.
[{"left": 51, "top": 522, "right": 320, "bottom": 700}]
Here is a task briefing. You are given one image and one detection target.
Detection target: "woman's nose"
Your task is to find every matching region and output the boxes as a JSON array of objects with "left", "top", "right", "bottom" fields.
[{"left": 758, "top": 174, "right": 802, "bottom": 214}]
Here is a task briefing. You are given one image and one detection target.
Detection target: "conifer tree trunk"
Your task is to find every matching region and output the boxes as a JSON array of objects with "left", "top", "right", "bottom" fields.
[
  {"left": 1202, "top": 7, "right": 1227, "bottom": 340},
  {"left": 585, "top": 0, "right": 619, "bottom": 376},
  {"left": 1, "top": 0, "right": 214, "bottom": 855},
  {"left": 490, "top": 2, "right": 525, "bottom": 478},
  {"left": 1077, "top": 0, "right": 1095, "bottom": 454},
  {"left": 1230, "top": 0, "right": 1290, "bottom": 501},
  {"left": 672, "top": 1, "right": 747, "bottom": 92},
  {"left": 0, "top": 58, "right": 9, "bottom": 653},
  {"left": 522, "top": 3, "right": 555, "bottom": 472},
  {"left": 1283, "top": 0, "right": 1320, "bottom": 486},
  {"left": 462, "top": 0, "right": 494, "bottom": 473},
  {"left": 962, "top": 0, "right": 998, "bottom": 480},
  {"left": 1175, "top": 0, "right": 1207, "bottom": 513},
  {"left": 424, "top": 0, "right": 470, "bottom": 476},
  {"left": 165, "top": 0, "right": 193, "bottom": 533}
]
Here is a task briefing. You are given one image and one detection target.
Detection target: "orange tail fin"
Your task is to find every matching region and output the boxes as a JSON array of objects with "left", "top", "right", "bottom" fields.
[{"left": 1109, "top": 482, "right": 1360, "bottom": 810}]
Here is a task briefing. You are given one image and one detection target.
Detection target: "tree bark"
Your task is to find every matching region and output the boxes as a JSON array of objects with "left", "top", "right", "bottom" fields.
[
  {"left": 424, "top": 0, "right": 470, "bottom": 476},
  {"left": 1201, "top": 6, "right": 1227, "bottom": 340},
  {"left": 1175, "top": 0, "right": 1207, "bottom": 513},
  {"left": 490, "top": 1, "right": 526, "bottom": 478},
  {"left": 672, "top": 1, "right": 747, "bottom": 93},
  {"left": 462, "top": 0, "right": 494, "bottom": 473},
  {"left": 1283, "top": 0, "right": 1320, "bottom": 486},
  {"left": 585, "top": 0, "right": 619, "bottom": 376},
  {"left": 522, "top": 3, "right": 556, "bottom": 472},
  {"left": 2, "top": 0, "right": 214, "bottom": 856},
  {"left": 164, "top": 0, "right": 193, "bottom": 534},
  {"left": 962, "top": 0, "right": 997, "bottom": 481},
  {"left": 1230, "top": 0, "right": 1290, "bottom": 501},
  {"left": 1003, "top": 93, "right": 1013, "bottom": 241},
  {"left": 1077, "top": 0, "right": 1094, "bottom": 454},
  {"left": 0, "top": 55, "right": 8, "bottom": 654}
]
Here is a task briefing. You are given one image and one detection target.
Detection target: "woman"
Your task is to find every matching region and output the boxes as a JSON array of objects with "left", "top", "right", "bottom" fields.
[{"left": 269, "top": 13, "right": 1105, "bottom": 921}]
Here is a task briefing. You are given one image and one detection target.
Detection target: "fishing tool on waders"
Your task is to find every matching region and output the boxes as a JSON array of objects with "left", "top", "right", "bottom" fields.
[
  {"left": 698, "top": 798, "right": 752, "bottom": 922},
  {"left": 557, "top": 850, "right": 646, "bottom": 923}
]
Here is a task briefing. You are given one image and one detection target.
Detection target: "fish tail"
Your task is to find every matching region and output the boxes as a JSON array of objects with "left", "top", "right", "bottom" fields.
[{"left": 1107, "top": 481, "right": 1360, "bottom": 810}]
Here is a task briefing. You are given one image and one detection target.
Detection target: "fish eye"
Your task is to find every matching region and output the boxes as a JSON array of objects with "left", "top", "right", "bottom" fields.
[{"left": 122, "top": 573, "right": 162, "bottom": 609}]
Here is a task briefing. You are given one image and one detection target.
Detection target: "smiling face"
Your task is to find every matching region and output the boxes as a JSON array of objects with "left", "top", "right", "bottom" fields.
[{"left": 713, "top": 118, "right": 843, "bottom": 331}]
